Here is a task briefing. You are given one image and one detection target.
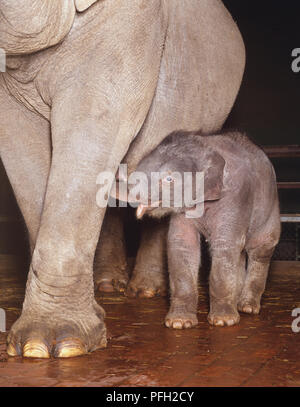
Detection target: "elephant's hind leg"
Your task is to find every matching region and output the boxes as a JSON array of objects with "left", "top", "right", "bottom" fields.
[
  {"left": 238, "top": 235, "right": 280, "bottom": 315},
  {"left": 126, "top": 218, "right": 169, "bottom": 298},
  {"left": 94, "top": 207, "right": 129, "bottom": 293},
  {"left": 238, "top": 211, "right": 281, "bottom": 315}
]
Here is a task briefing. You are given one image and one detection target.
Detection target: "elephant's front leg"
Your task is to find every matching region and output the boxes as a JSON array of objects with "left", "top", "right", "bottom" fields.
[
  {"left": 7, "top": 125, "right": 114, "bottom": 358},
  {"left": 6, "top": 0, "right": 166, "bottom": 358},
  {"left": 165, "top": 215, "right": 200, "bottom": 329},
  {"left": 6, "top": 85, "right": 139, "bottom": 357}
]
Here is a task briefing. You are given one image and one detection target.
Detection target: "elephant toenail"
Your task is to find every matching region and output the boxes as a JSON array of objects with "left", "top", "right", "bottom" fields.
[
  {"left": 98, "top": 336, "right": 107, "bottom": 349},
  {"left": 138, "top": 289, "right": 156, "bottom": 298},
  {"left": 98, "top": 281, "right": 114, "bottom": 293},
  {"left": 172, "top": 321, "right": 183, "bottom": 329},
  {"left": 23, "top": 340, "right": 50, "bottom": 358},
  {"left": 54, "top": 338, "right": 86, "bottom": 358},
  {"left": 7, "top": 342, "right": 21, "bottom": 357}
]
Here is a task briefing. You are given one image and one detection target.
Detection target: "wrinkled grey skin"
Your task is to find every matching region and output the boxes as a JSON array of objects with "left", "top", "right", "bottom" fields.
[
  {"left": 0, "top": 0, "right": 245, "bottom": 357},
  {"left": 132, "top": 131, "right": 281, "bottom": 329}
]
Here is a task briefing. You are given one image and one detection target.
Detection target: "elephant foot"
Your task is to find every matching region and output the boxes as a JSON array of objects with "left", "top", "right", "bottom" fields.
[
  {"left": 7, "top": 309, "right": 107, "bottom": 359},
  {"left": 126, "top": 267, "right": 168, "bottom": 298},
  {"left": 95, "top": 267, "right": 128, "bottom": 294},
  {"left": 165, "top": 311, "right": 198, "bottom": 330},
  {"left": 237, "top": 297, "right": 261, "bottom": 315},
  {"left": 208, "top": 302, "right": 240, "bottom": 327},
  {"left": 97, "top": 278, "right": 127, "bottom": 294}
]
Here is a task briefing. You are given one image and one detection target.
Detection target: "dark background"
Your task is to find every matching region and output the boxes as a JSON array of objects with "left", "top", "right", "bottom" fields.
[
  {"left": 223, "top": 0, "right": 300, "bottom": 215},
  {"left": 1, "top": 0, "right": 300, "bottom": 257},
  {"left": 224, "top": 0, "right": 300, "bottom": 145}
]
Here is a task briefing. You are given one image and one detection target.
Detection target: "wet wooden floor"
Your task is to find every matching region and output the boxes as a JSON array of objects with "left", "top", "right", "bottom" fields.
[{"left": 0, "top": 258, "right": 300, "bottom": 387}]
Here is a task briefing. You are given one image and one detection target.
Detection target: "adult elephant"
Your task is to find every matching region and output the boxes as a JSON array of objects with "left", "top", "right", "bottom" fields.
[{"left": 0, "top": 0, "right": 245, "bottom": 358}]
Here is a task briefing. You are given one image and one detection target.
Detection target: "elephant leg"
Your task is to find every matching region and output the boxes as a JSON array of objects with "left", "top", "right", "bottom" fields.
[
  {"left": 94, "top": 207, "right": 128, "bottom": 293},
  {"left": 238, "top": 208, "right": 280, "bottom": 315},
  {"left": 5, "top": 0, "right": 167, "bottom": 358},
  {"left": 237, "top": 251, "right": 247, "bottom": 300},
  {"left": 0, "top": 79, "right": 51, "bottom": 252},
  {"left": 6, "top": 111, "right": 116, "bottom": 358},
  {"left": 208, "top": 245, "right": 244, "bottom": 327},
  {"left": 126, "top": 218, "right": 168, "bottom": 298},
  {"left": 6, "top": 22, "right": 164, "bottom": 356},
  {"left": 238, "top": 238, "right": 278, "bottom": 315},
  {"left": 165, "top": 215, "right": 200, "bottom": 330}
]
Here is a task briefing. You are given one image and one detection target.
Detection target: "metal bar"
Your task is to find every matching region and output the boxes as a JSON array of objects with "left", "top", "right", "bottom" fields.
[
  {"left": 296, "top": 224, "right": 300, "bottom": 261},
  {"left": 262, "top": 145, "right": 300, "bottom": 158},
  {"left": 277, "top": 182, "right": 300, "bottom": 189},
  {"left": 280, "top": 216, "right": 300, "bottom": 223}
]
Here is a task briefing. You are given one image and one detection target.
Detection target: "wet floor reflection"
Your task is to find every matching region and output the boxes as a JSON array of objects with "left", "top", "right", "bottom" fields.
[{"left": 0, "top": 261, "right": 300, "bottom": 386}]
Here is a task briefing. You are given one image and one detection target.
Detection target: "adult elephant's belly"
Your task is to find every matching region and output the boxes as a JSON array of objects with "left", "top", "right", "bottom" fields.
[{"left": 123, "top": 0, "right": 245, "bottom": 174}]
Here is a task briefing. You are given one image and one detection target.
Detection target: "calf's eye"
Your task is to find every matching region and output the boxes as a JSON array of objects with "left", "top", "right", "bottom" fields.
[{"left": 165, "top": 175, "right": 174, "bottom": 183}]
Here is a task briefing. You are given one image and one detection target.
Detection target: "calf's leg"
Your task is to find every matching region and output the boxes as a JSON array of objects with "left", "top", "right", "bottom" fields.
[
  {"left": 238, "top": 235, "right": 280, "bottom": 314},
  {"left": 208, "top": 242, "right": 245, "bottom": 327},
  {"left": 165, "top": 215, "right": 200, "bottom": 329}
]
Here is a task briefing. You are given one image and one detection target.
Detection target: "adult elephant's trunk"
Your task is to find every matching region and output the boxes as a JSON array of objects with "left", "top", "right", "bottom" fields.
[{"left": 0, "top": 0, "right": 76, "bottom": 55}]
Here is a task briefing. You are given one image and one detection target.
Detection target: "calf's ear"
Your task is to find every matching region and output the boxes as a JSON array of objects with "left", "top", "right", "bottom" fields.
[
  {"left": 75, "top": 0, "right": 99, "bottom": 12},
  {"left": 198, "top": 148, "right": 225, "bottom": 202}
]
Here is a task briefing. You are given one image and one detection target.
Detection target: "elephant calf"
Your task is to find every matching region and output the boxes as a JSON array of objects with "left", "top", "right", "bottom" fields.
[{"left": 132, "top": 130, "right": 281, "bottom": 328}]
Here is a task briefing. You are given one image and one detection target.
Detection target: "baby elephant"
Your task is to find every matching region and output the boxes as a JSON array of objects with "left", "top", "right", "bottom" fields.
[{"left": 132, "top": 130, "right": 281, "bottom": 329}]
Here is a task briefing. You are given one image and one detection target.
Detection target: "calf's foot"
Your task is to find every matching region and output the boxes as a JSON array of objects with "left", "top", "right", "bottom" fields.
[
  {"left": 237, "top": 256, "right": 272, "bottom": 315},
  {"left": 165, "top": 306, "right": 198, "bottom": 330},
  {"left": 208, "top": 301, "right": 240, "bottom": 327},
  {"left": 237, "top": 297, "right": 261, "bottom": 314}
]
